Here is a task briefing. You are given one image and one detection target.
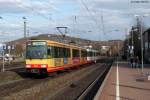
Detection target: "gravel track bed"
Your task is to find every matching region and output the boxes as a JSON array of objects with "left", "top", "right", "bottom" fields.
[
  {"left": 48, "top": 63, "right": 109, "bottom": 100},
  {"left": 0, "top": 63, "right": 104, "bottom": 100}
]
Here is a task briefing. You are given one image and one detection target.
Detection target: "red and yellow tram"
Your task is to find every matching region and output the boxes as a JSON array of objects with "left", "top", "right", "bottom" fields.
[{"left": 25, "top": 40, "right": 98, "bottom": 75}]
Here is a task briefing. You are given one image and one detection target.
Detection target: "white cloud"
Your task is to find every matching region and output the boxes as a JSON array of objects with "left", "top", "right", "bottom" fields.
[
  {"left": 0, "top": 0, "right": 57, "bottom": 14},
  {"left": 0, "top": 0, "right": 150, "bottom": 41}
]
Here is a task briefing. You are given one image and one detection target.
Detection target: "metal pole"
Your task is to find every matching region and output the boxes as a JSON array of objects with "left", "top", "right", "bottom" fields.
[
  {"left": 140, "top": 16, "right": 144, "bottom": 74},
  {"left": 2, "top": 50, "right": 4, "bottom": 72},
  {"left": 0, "top": 17, "right": 5, "bottom": 72},
  {"left": 126, "top": 29, "right": 130, "bottom": 60},
  {"left": 8, "top": 47, "right": 11, "bottom": 64},
  {"left": 131, "top": 30, "right": 134, "bottom": 56},
  {"left": 23, "top": 18, "right": 26, "bottom": 39},
  {"left": 132, "top": 30, "right": 133, "bottom": 46},
  {"left": 23, "top": 17, "right": 27, "bottom": 59}
]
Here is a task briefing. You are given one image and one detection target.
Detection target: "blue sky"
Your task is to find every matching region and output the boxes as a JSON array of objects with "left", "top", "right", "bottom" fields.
[{"left": 0, "top": 0, "right": 150, "bottom": 41}]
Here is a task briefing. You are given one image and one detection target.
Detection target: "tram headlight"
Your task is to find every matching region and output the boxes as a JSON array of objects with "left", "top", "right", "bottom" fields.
[
  {"left": 26, "top": 65, "right": 31, "bottom": 68},
  {"left": 41, "top": 64, "right": 47, "bottom": 68}
]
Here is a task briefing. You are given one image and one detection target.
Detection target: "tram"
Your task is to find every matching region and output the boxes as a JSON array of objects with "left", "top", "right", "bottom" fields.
[{"left": 25, "top": 40, "right": 99, "bottom": 75}]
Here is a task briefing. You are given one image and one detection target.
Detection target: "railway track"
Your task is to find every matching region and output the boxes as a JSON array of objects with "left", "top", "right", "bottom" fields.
[
  {"left": 46, "top": 58, "right": 113, "bottom": 100},
  {"left": 0, "top": 62, "right": 25, "bottom": 71},
  {"left": 77, "top": 60, "right": 112, "bottom": 100},
  {"left": 0, "top": 66, "right": 81, "bottom": 98},
  {"left": 0, "top": 58, "right": 113, "bottom": 100}
]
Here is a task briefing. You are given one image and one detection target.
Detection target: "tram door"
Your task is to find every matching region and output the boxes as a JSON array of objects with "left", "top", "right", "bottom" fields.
[{"left": 63, "top": 48, "right": 68, "bottom": 64}]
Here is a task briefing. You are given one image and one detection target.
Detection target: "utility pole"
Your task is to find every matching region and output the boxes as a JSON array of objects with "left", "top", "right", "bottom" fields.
[
  {"left": 22, "top": 17, "right": 27, "bottom": 39},
  {"left": 0, "top": 17, "right": 5, "bottom": 72},
  {"left": 134, "top": 15, "right": 146, "bottom": 74},
  {"left": 131, "top": 29, "right": 134, "bottom": 57},
  {"left": 140, "top": 16, "right": 144, "bottom": 74},
  {"left": 22, "top": 17, "right": 27, "bottom": 59}
]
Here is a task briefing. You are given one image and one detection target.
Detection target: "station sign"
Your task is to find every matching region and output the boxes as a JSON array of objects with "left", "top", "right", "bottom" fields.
[
  {"left": 8, "top": 46, "right": 11, "bottom": 50},
  {"left": 6, "top": 45, "right": 15, "bottom": 50},
  {"left": 0, "top": 43, "right": 6, "bottom": 51},
  {"left": 0, "top": 44, "right": 15, "bottom": 51}
]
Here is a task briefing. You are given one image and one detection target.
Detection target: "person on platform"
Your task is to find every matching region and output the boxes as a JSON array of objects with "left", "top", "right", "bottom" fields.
[
  {"left": 135, "top": 56, "right": 139, "bottom": 68},
  {"left": 130, "top": 57, "right": 134, "bottom": 68}
]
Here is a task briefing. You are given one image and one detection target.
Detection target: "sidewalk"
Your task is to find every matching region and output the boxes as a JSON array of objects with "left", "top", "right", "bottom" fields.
[{"left": 94, "top": 61, "right": 150, "bottom": 100}]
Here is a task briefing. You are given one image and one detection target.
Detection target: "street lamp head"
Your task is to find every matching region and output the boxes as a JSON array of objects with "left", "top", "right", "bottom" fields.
[
  {"left": 88, "top": 30, "right": 92, "bottom": 32},
  {"left": 133, "top": 28, "right": 138, "bottom": 31},
  {"left": 134, "top": 14, "right": 140, "bottom": 18},
  {"left": 134, "top": 14, "right": 150, "bottom": 18},
  {"left": 143, "top": 13, "right": 150, "bottom": 17},
  {"left": 107, "top": 29, "right": 120, "bottom": 33},
  {"left": 22, "top": 17, "right": 27, "bottom": 21},
  {"left": 114, "top": 29, "right": 120, "bottom": 32},
  {"left": 131, "top": 28, "right": 138, "bottom": 32},
  {"left": 22, "top": 17, "right": 26, "bottom": 19}
]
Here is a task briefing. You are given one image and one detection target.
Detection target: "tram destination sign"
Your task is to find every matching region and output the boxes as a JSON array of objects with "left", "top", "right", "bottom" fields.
[{"left": 32, "top": 42, "right": 46, "bottom": 45}]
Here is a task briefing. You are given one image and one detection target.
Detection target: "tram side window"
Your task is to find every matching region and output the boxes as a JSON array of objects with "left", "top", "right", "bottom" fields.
[
  {"left": 47, "top": 46, "right": 53, "bottom": 58},
  {"left": 73, "top": 49, "right": 79, "bottom": 57},
  {"left": 59, "top": 47, "right": 63, "bottom": 57},
  {"left": 54, "top": 47, "right": 63, "bottom": 58},
  {"left": 63, "top": 48, "right": 70, "bottom": 57},
  {"left": 81, "top": 50, "right": 87, "bottom": 57},
  {"left": 87, "top": 51, "right": 93, "bottom": 57},
  {"left": 90, "top": 52, "right": 93, "bottom": 57},
  {"left": 81, "top": 50, "right": 84, "bottom": 57},
  {"left": 63, "top": 48, "right": 67, "bottom": 57},
  {"left": 84, "top": 51, "right": 87, "bottom": 57},
  {"left": 54, "top": 47, "right": 58, "bottom": 58},
  {"left": 67, "top": 48, "right": 71, "bottom": 57}
]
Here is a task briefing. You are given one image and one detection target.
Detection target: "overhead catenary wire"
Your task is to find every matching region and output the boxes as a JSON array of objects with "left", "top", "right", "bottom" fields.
[
  {"left": 14, "top": 1, "right": 61, "bottom": 36},
  {"left": 101, "top": 10, "right": 105, "bottom": 35},
  {"left": 75, "top": 1, "right": 94, "bottom": 35},
  {"left": 77, "top": 0, "right": 103, "bottom": 40},
  {"left": 25, "top": 1, "right": 67, "bottom": 41}
]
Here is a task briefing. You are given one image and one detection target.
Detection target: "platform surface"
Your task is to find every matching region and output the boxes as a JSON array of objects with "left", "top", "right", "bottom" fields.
[{"left": 95, "top": 61, "right": 150, "bottom": 100}]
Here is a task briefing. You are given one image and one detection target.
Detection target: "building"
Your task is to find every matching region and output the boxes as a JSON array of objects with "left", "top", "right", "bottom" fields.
[{"left": 143, "top": 28, "right": 150, "bottom": 62}]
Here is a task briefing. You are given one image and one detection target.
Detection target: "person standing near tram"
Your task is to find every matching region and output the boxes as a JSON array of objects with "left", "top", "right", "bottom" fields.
[
  {"left": 134, "top": 56, "right": 139, "bottom": 68},
  {"left": 130, "top": 56, "right": 134, "bottom": 68}
]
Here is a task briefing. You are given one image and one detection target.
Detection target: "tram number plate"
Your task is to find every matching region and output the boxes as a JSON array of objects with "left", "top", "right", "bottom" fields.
[{"left": 31, "top": 69, "right": 39, "bottom": 73}]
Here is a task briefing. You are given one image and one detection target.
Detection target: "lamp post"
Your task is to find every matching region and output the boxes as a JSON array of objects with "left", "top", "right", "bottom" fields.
[
  {"left": 108, "top": 29, "right": 120, "bottom": 57},
  {"left": 0, "top": 16, "right": 5, "bottom": 72},
  {"left": 134, "top": 14, "right": 150, "bottom": 74},
  {"left": 134, "top": 15, "right": 143, "bottom": 74},
  {"left": 22, "top": 17, "right": 27, "bottom": 39},
  {"left": 130, "top": 28, "right": 138, "bottom": 57},
  {"left": 140, "top": 17, "right": 144, "bottom": 74},
  {"left": 22, "top": 17, "right": 27, "bottom": 59},
  {"left": 131, "top": 29, "right": 134, "bottom": 56}
]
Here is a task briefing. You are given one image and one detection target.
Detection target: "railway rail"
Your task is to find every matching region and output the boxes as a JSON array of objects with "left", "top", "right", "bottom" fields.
[
  {"left": 77, "top": 60, "right": 113, "bottom": 100},
  {"left": 0, "top": 61, "right": 24, "bottom": 71},
  {"left": 47, "top": 58, "right": 113, "bottom": 100}
]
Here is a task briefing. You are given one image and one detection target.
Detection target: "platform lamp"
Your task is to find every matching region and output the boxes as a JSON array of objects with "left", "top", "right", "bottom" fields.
[
  {"left": 22, "top": 17, "right": 27, "bottom": 39},
  {"left": 134, "top": 14, "right": 150, "bottom": 74}
]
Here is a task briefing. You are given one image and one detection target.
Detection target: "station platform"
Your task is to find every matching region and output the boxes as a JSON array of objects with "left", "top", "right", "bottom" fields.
[{"left": 94, "top": 61, "right": 150, "bottom": 100}]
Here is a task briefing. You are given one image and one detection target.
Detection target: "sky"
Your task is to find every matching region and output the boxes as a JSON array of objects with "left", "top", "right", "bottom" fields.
[{"left": 0, "top": 0, "right": 150, "bottom": 41}]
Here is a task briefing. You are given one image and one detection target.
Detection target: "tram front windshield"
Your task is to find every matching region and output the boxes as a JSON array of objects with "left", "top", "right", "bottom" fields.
[{"left": 26, "top": 45, "right": 47, "bottom": 59}]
